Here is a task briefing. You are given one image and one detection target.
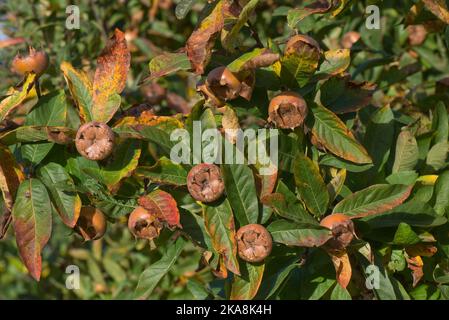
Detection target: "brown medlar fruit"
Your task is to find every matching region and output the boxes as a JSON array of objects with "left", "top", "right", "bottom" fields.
[
  {"left": 205, "top": 66, "right": 242, "bottom": 101},
  {"left": 128, "top": 206, "right": 163, "bottom": 240},
  {"left": 341, "top": 31, "right": 361, "bottom": 49},
  {"left": 320, "top": 213, "right": 355, "bottom": 252},
  {"left": 236, "top": 224, "right": 272, "bottom": 263},
  {"left": 75, "top": 121, "right": 115, "bottom": 161},
  {"left": 11, "top": 47, "right": 49, "bottom": 76},
  {"left": 268, "top": 91, "right": 308, "bottom": 129},
  {"left": 75, "top": 207, "right": 107, "bottom": 241},
  {"left": 187, "top": 163, "right": 225, "bottom": 203}
]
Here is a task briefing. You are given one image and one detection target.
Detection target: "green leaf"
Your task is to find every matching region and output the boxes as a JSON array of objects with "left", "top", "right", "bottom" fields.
[
  {"left": 426, "top": 142, "right": 448, "bottom": 171},
  {"left": 148, "top": 52, "right": 191, "bottom": 81},
  {"left": 363, "top": 105, "right": 395, "bottom": 176},
  {"left": 12, "top": 179, "right": 52, "bottom": 281},
  {"left": 230, "top": 261, "right": 264, "bottom": 300},
  {"left": 309, "top": 103, "right": 372, "bottom": 164},
  {"left": 320, "top": 76, "right": 376, "bottom": 114},
  {"left": 203, "top": 199, "right": 240, "bottom": 275},
  {"left": 267, "top": 219, "right": 331, "bottom": 247},
  {"left": 221, "top": 164, "right": 259, "bottom": 225},
  {"left": 175, "top": 0, "right": 196, "bottom": 19},
  {"left": 135, "top": 157, "right": 188, "bottom": 186},
  {"left": 38, "top": 162, "right": 81, "bottom": 228},
  {"left": 392, "top": 223, "right": 420, "bottom": 245},
  {"left": 330, "top": 283, "right": 352, "bottom": 300},
  {"left": 293, "top": 153, "right": 329, "bottom": 216},
  {"left": 361, "top": 201, "right": 447, "bottom": 228},
  {"left": 221, "top": 0, "right": 260, "bottom": 53},
  {"left": 83, "top": 140, "right": 141, "bottom": 188},
  {"left": 392, "top": 129, "right": 419, "bottom": 173},
  {"left": 21, "top": 142, "right": 54, "bottom": 164},
  {"left": 227, "top": 48, "right": 278, "bottom": 73},
  {"left": 434, "top": 171, "right": 449, "bottom": 216},
  {"left": 333, "top": 184, "right": 413, "bottom": 218},
  {"left": 432, "top": 101, "right": 449, "bottom": 144},
  {"left": 0, "top": 126, "right": 75, "bottom": 145},
  {"left": 134, "top": 237, "right": 186, "bottom": 299},
  {"left": 262, "top": 180, "right": 318, "bottom": 224}
]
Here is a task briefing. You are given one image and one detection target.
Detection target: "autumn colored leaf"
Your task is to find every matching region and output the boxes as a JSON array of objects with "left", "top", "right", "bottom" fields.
[
  {"left": 0, "top": 73, "right": 36, "bottom": 122},
  {"left": 406, "top": 255, "right": 424, "bottom": 287},
  {"left": 315, "top": 49, "right": 351, "bottom": 79},
  {"left": 0, "top": 144, "right": 25, "bottom": 211},
  {"left": 139, "top": 189, "right": 181, "bottom": 228},
  {"left": 92, "top": 29, "right": 130, "bottom": 123},
  {"left": 329, "top": 251, "right": 352, "bottom": 289},
  {"left": 422, "top": 0, "right": 449, "bottom": 24},
  {"left": 0, "top": 37, "right": 25, "bottom": 49},
  {"left": 60, "top": 61, "right": 93, "bottom": 123},
  {"left": 12, "top": 179, "right": 52, "bottom": 281},
  {"left": 186, "top": 0, "right": 238, "bottom": 74}
]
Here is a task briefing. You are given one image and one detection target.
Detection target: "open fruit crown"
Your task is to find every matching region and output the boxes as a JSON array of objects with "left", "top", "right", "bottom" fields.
[{"left": 1, "top": 0, "right": 449, "bottom": 300}]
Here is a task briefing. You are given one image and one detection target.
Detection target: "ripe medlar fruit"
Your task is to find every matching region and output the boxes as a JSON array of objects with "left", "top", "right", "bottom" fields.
[
  {"left": 320, "top": 213, "right": 355, "bottom": 252},
  {"left": 236, "top": 224, "right": 272, "bottom": 263},
  {"left": 268, "top": 91, "right": 308, "bottom": 129},
  {"left": 187, "top": 163, "right": 225, "bottom": 203},
  {"left": 11, "top": 47, "right": 49, "bottom": 76},
  {"left": 128, "top": 206, "right": 163, "bottom": 240},
  {"left": 205, "top": 66, "right": 242, "bottom": 101},
  {"left": 75, "top": 121, "right": 115, "bottom": 161},
  {"left": 75, "top": 207, "right": 107, "bottom": 241}
]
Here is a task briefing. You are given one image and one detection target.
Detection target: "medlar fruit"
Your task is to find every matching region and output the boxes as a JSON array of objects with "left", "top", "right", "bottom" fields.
[
  {"left": 11, "top": 47, "right": 49, "bottom": 76},
  {"left": 320, "top": 213, "right": 355, "bottom": 252},
  {"left": 187, "top": 163, "right": 225, "bottom": 203},
  {"left": 128, "top": 206, "right": 163, "bottom": 240},
  {"left": 75, "top": 207, "right": 107, "bottom": 241},
  {"left": 236, "top": 224, "right": 272, "bottom": 263},
  {"left": 205, "top": 66, "right": 242, "bottom": 101},
  {"left": 75, "top": 121, "right": 115, "bottom": 161},
  {"left": 268, "top": 91, "right": 308, "bottom": 129}
]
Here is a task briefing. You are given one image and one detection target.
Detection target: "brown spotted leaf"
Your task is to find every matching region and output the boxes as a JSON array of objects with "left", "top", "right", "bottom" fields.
[
  {"left": 92, "top": 29, "right": 130, "bottom": 123},
  {"left": 12, "top": 179, "right": 52, "bottom": 281},
  {"left": 287, "top": 0, "right": 334, "bottom": 28},
  {"left": 138, "top": 189, "right": 181, "bottom": 228}
]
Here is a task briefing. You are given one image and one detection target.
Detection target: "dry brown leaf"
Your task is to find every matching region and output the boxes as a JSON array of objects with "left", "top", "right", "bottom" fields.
[
  {"left": 329, "top": 250, "right": 352, "bottom": 289},
  {"left": 422, "top": 0, "right": 449, "bottom": 24}
]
